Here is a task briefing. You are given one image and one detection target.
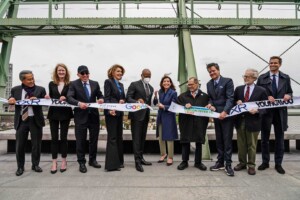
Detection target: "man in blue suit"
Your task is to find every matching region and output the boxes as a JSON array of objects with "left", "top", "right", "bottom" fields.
[
  {"left": 257, "top": 56, "right": 293, "bottom": 174},
  {"left": 206, "top": 63, "right": 235, "bottom": 176}
]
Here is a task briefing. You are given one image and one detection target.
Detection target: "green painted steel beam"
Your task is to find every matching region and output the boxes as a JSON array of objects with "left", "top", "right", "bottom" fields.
[{"left": 0, "top": 0, "right": 11, "bottom": 18}]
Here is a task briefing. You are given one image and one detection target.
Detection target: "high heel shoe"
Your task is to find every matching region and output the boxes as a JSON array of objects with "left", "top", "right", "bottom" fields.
[
  {"left": 166, "top": 158, "right": 173, "bottom": 166},
  {"left": 60, "top": 158, "right": 67, "bottom": 173},
  {"left": 157, "top": 154, "right": 168, "bottom": 163},
  {"left": 50, "top": 161, "right": 57, "bottom": 174}
]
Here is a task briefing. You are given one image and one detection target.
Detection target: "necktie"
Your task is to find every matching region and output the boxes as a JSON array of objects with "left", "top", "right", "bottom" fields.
[
  {"left": 244, "top": 86, "right": 250, "bottom": 102},
  {"left": 21, "top": 93, "right": 29, "bottom": 121},
  {"left": 145, "top": 83, "right": 150, "bottom": 97},
  {"left": 83, "top": 82, "right": 90, "bottom": 100},
  {"left": 214, "top": 81, "right": 218, "bottom": 90},
  {"left": 272, "top": 74, "right": 277, "bottom": 98}
]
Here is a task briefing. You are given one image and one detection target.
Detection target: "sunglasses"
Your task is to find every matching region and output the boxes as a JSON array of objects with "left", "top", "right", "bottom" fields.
[{"left": 80, "top": 71, "right": 89, "bottom": 75}]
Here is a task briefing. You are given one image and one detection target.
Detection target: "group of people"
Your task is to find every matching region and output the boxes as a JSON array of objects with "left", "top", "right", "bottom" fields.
[{"left": 7, "top": 55, "right": 293, "bottom": 177}]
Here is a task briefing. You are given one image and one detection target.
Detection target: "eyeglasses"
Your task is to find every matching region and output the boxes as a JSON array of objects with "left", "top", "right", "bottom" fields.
[{"left": 80, "top": 71, "right": 89, "bottom": 75}]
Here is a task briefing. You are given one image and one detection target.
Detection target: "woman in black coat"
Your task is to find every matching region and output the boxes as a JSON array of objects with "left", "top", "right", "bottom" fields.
[
  {"left": 46, "top": 63, "right": 73, "bottom": 174},
  {"left": 104, "top": 64, "right": 126, "bottom": 171}
]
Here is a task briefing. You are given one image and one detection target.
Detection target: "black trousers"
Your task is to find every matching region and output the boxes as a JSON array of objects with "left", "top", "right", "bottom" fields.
[
  {"left": 75, "top": 114, "right": 100, "bottom": 164},
  {"left": 49, "top": 119, "right": 70, "bottom": 159},
  {"left": 15, "top": 117, "right": 43, "bottom": 168},
  {"left": 131, "top": 117, "right": 149, "bottom": 163},
  {"left": 181, "top": 142, "right": 202, "bottom": 163},
  {"left": 261, "top": 109, "right": 284, "bottom": 165},
  {"left": 105, "top": 115, "right": 124, "bottom": 170},
  {"left": 214, "top": 117, "right": 234, "bottom": 165}
]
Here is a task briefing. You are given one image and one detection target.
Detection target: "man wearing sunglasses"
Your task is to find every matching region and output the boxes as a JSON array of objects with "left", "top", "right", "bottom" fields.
[{"left": 67, "top": 65, "right": 104, "bottom": 173}]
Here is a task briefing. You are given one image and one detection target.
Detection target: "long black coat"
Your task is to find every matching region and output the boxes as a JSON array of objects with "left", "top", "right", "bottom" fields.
[{"left": 177, "top": 89, "right": 209, "bottom": 143}]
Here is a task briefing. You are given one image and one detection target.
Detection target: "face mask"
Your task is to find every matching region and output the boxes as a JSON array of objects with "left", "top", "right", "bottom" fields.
[{"left": 143, "top": 77, "right": 151, "bottom": 84}]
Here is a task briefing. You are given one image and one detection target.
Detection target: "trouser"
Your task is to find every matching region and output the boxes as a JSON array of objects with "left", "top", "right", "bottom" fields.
[
  {"left": 131, "top": 117, "right": 149, "bottom": 163},
  {"left": 49, "top": 119, "right": 70, "bottom": 159},
  {"left": 158, "top": 125, "right": 174, "bottom": 158},
  {"left": 237, "top": 119, "right": 259, "bottom": 168},
  {"left": 214, "top": 117, "right": 234, "bottom": 165},
  {"left": 16, "top": 117, "right": 43, "bottom": 168},
  {"left": 181, "top": 142, "right": 202, "bottom": 164}
]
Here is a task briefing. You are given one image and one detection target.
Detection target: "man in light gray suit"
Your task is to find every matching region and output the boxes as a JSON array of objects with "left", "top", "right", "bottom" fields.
[{"left": 8, "top": 70, "right": 46, "bottom": 176}]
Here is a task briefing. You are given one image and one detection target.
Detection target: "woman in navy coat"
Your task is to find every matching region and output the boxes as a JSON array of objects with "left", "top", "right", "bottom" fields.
[{"left": 153, "top": 76, "right": 178, "bottom": 166}]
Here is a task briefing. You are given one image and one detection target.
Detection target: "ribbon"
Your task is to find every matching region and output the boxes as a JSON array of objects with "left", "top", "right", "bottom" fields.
[{"left": 0, "top": 98, "right": 152, "bottom": 112}]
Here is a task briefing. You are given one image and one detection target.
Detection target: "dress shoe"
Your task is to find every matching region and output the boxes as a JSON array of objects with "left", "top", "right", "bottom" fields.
[
  {"left": 234, "top": 163, "right": 247, "bottom": 171},
  {"left": 32, "top": 165, "right": 43, "bottom": 173},
  {"left": 210, "top": 162, "right": 225, "bottom": 171},
  {"left": 275, "top": 164, "right": 285, "bottom": 174},
  {"left": 79, "top": 163, "right": 87, "bottom": 173},
  {"left": 225, "top": 165, "right": 234, "bottom": 176},
  {"left": 248, "top": 167, "right": 256, "bottom": 175},
  {"left": 158, "top": 154, "right": 167, "bottom": 163},
  {"left": 257, "top": 163, "right": 269, "bottom": 171},
  {"left": 166, "top": 158, "right": 173, "bottom": 166},
  {"left": 141, "top": 159, "right": 152, "bottom": 166},
  {"left": 120, "top": 164, "right": 124, "bottom": 168},
  {"left": 88, "top": 160, "right": 101, "bottom": 168},
  {"left": 177, "top": 161, "right": 188, "bottom": 170},
  {"left": 194, "top": 163, "right": 207, "bottom": 171},
  {"left": 135, "top": 163, "right": 144, "bottom": 172},
  {"left": 16, "top": 167, "right": 24, "bottom": 176}
]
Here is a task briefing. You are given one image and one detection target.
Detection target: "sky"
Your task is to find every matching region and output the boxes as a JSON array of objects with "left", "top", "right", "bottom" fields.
[{"left": 4, "top": 3, "right": 300, "bottom": 96}]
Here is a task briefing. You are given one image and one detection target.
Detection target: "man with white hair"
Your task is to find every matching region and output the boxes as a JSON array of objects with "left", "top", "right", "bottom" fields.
[{"left": 233, "top": 69, "right": 268, "bottom": 175}]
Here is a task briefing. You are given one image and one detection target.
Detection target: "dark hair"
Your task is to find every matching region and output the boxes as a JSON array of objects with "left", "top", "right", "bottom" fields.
[
  {"left": 270, "top": 56, "right": 282, "bottom": 65},
  {"left": 19, "top": 70, "right": 33, "bottom": 81},
  {"left": 107, "top": 64, "right": 125, "bottom": 79},
  {"left": 206, "top": 63, "right": 220, "bottom": 71},
  {"left": 160, "top": 76, "right": 175, "bottom": 91}
]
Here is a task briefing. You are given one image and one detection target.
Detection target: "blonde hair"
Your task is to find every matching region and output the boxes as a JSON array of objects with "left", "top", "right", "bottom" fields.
[
  {"left": 107, "top": 64, "right": 125, "bottom": 79},
  {"left": 52, "top": 63, "right": 70, "bottom": 85}
]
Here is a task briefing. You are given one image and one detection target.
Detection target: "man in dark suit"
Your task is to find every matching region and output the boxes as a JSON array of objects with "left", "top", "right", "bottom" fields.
[
  {"left": 233, "top": 69, "right": 268, "bottom": 175},
  {"left": 8, "top": 70, "right": 46, "bottom": 176},
  {"left": 257, "top": 56, "right": 293, "bottom": 174},
  {"left": 126, "top": 68, "right": 154, "bottom": 172},
  {"left": 206, "top": 63, "right": 235, "bottom": 176},
  {"left": 67, "top": 65, "right": 104, "bottom": 173}
]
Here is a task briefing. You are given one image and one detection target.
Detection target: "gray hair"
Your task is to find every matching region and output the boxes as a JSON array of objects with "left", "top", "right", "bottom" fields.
[
  {"left": 246, "top": 68, "right": 259, "bottom": 79},
  {"left": 188, "top": 77, "right": 199, "bottom": 84},
  {"left": 19, "top": 70, "right": 33, "bottom": 81}
]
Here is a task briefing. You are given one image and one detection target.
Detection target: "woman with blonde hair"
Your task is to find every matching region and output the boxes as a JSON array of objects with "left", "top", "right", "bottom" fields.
[
  {"left": 46, "top": 63, "right": 73, "bottom": 174},
  {"left": 104, "top": 64, "right": 126, "bottom": 171}
]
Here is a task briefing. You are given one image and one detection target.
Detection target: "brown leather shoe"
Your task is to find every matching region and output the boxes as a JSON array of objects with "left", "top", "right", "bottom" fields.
[
  {"left": 234, "top": 163, "right": 247, "bottom": 171},
  {"left": 248, "top": 167, "right": 256, "bottom": 175}
]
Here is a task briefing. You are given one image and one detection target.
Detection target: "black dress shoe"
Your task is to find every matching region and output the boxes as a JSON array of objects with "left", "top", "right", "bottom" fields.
[
  {"left": 135, "top": 163, "right": 144, "bottom": 172},
  {"left": 141, "top": 159, "right": 152, "bottom": 166},
  {"left": 194, "top": 163, "right": 207, "bottom": 171},
  {"left": 275, "top": 164, "right": 285, "bottom": 174},
  {"left": 225, "top": 165, "right": 234, "bottom": 176},
  {"left": 177, "top": 161, "right": 188, "bottom": 170},
  {"left": 257, "top": 163, "right": 269, "bottom": 171},
  {"left": 88, "top": 160, "right": 102, "bottom": 168},
  {"left": 16, "top": 167, "right": 24, "bottom": 176},
  {"left": 120, "top": 164, "right": 124, "bottom": 168},
  {"left": 32, "top": 165, "right": 43, "bottom": 173},
  {"left": 79, "top": 163, "right": 87, "bottom": 173}
]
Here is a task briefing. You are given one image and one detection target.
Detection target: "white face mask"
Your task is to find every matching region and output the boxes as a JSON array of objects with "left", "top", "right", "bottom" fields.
[{"left": 143, "top": 77, "right": 151, "bottom": 84}]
